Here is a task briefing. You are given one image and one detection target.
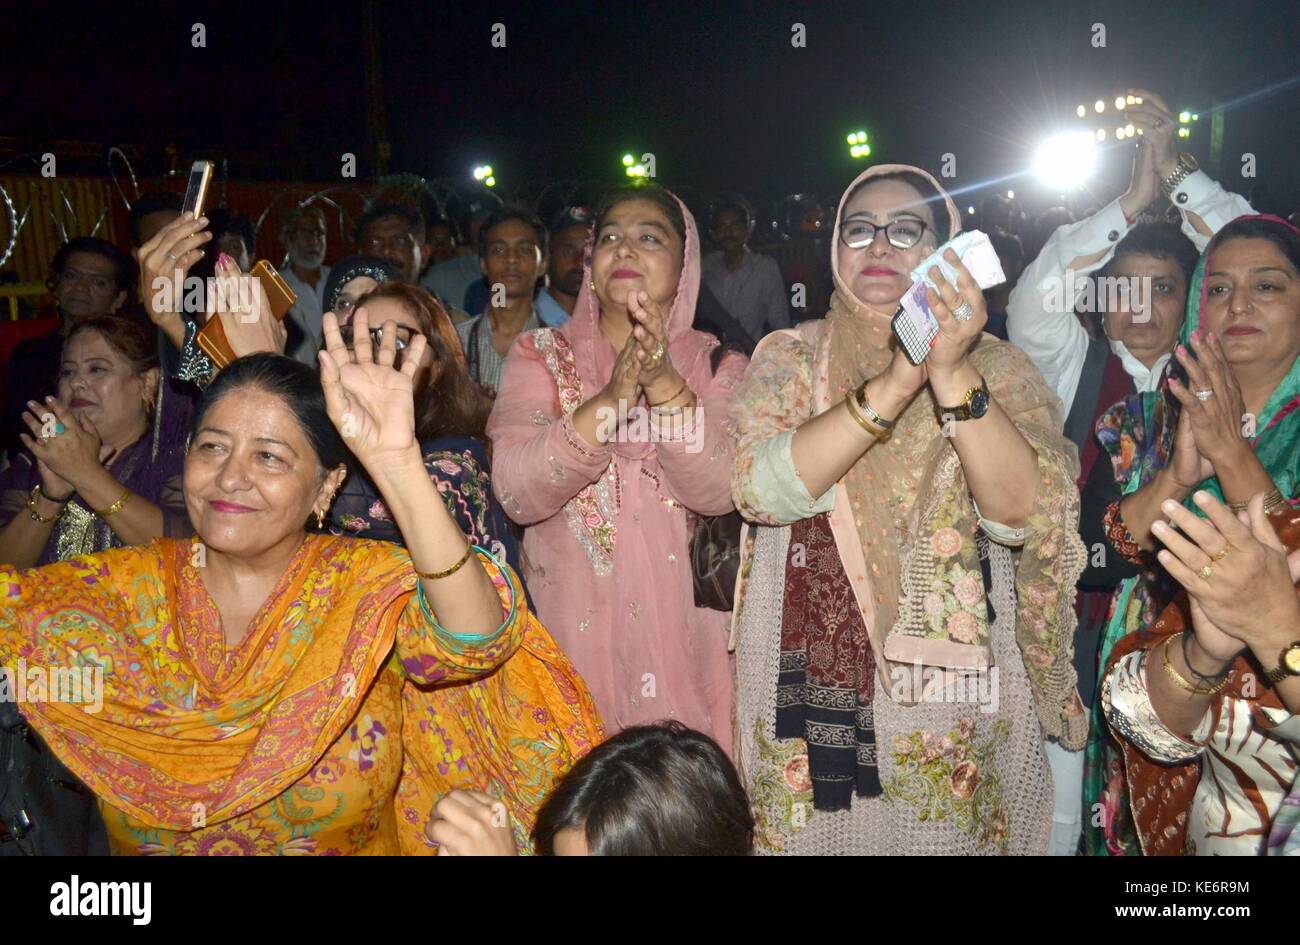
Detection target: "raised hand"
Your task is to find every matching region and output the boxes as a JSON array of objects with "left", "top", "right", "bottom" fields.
[
  {"left": 1121, "top": 89, "right": 1181, "bottom": 179},
  {"left": 1153, "top": 490, "right": 1300, "bottom": 663},
  {"left": 627, "top": 289, "right": 683, "bottom": 404},
  {"left": 1167, "top": 403, "right": 1214, "bottom": 490},
  {"left": 923, "top": 249, "right": 987, "bottom": 381},
  {"left": 319, "top": 307, "right": 426, "bottom": 469},
  {"left": 19, "top": 397, "right": 105, "bottom": 496},
  {"left": 208, "top": 253, "right": 288, "bottom": 357},
  {"left": 1167, "top": 330, "right": 1255, "bottom": 475},
  {"left": 602, "top": 330, "right": 644, "bottom": 409},
  {"left": 136, "top": 212, "right": 212, "bottom": 347}
]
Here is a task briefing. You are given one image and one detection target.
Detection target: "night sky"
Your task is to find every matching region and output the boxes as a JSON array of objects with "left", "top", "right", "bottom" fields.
[{"left": 11, "top": 0, "right": 1300, "bottom": 212}]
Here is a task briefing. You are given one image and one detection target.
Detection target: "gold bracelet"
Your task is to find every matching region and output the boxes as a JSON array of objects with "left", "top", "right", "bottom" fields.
[
  {"left": 416, "top": 542, "right": 474, "bottom": 580},
  {"left": 1228, "top": 488, "right": 1285, "bottom": 513},
  {"left": 853, "top": 382, "right": 896, "bottom": 430},
  {"left": 95, "top": 488, "right": 133, "bottom": 519},
  {"left": 648, "top": 379, "right": 690, "bottom": 408},
  {"left": 26, "top": 485, "right": 65, "bottom": 524},
  {"left": 1160, "top": 634, "right": 1229, "bottom": 696},
  {"left": 844, "top": 391, "right": 889, "bottom": 441}
]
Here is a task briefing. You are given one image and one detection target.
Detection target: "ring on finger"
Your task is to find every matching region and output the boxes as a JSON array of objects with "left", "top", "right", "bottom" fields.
[
  {"left": 1194, "top": 388, "right": 1214, "bottom": 401},
  {"left": 1213, "top": 548, "right": 1229, "bottom": 562},
  {"left": 165, "top": 250, "right": 178, "bottom": 263},
  {"left": 1197, "top": 564, "right": 1214, "bottom": 580},
  {"left": 952, "top": 300, "right": 974, "bottom": 321}
]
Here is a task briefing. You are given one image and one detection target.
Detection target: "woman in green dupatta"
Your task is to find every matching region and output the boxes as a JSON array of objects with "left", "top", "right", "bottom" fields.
[{"left": 1084, "top": 214, "right": 1300, "bottom": 854}]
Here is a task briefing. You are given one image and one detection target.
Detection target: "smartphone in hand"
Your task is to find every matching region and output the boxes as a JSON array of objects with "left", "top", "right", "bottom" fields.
[
  {"left": 891, "top": 230, "right": 1006, "bottom": 364},
  {"left": 181, "top": 161, "right": 214, "bottom": 219}
]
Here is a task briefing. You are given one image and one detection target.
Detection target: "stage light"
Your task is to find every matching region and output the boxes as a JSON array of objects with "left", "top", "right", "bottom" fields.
[
  {"left": 967, "top": 205, "right": 975, "bottom": 214},
  {"left": 1178, "top": 127, "right": 1191, "bottom": 138},
  {"left": 1115, "top": 127, "right": 1126, "bottom": 139},
  {"left": 1033, "top": 131, "right": 1098, "bottom": 191},
  {"left": 1124, "top": 123, "right": 1135, "bottom": 137},
  {"left": 1076, "top": 104, "right": 1086, "bottom": 118},
  {"left": 485, "top": 176, "right": 496, "bottom": 187},
  {"left": 1006, "top": 190, "right": 1015, "bottom": 199},
  {"left": 1179, "top": 111, "right": 1191, "bottom": 123},
  {"left": 1096, "top": 128, "right": 1106, "bottom": 141},
  {"left": 847, "top": 132, "right": 856, "bottom": 144},
  {"left": 1115, "top": 96, "right": 1126, "bottom": 110},
  {"left": 622, "top": 153, "right": 635, "bottom": 167},
  {"left": 1094, "top": 100, "right": 1105, "bottom": 113},
  {"left": 1126, "top": 94, "right": 1137, "bottom": 105},
  {"left": 1192, "top": 113, "right": 1199, "bottom": 121}
]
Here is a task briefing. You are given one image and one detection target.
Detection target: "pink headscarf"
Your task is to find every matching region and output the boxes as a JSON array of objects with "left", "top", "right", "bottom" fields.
[{"left": 561, "top": 189, "right": 719, "bottom": 457}]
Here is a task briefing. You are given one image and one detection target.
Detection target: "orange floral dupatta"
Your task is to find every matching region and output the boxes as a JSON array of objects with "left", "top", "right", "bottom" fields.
[
  {"left": 0, "top": 535, "right": 428, "bottom": 831},
  {"left": 1104, "top": 506, "right": 1300, "bottom": 855},
  {"left": 396, "top": 615, "right": 606, "bottom": 854}
]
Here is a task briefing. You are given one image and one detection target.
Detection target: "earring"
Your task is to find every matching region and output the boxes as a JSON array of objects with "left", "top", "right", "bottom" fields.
[
  {"left": 316, "top": 510, "right": 325, "bottom": 529},
  {"left": 589, "top": 280, "right": 596, "bottom": 291}
]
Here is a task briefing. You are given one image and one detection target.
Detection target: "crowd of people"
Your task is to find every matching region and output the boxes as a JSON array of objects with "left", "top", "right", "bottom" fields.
[{"left": 1, "top": 88, "right": 1298, "bottom": 857}]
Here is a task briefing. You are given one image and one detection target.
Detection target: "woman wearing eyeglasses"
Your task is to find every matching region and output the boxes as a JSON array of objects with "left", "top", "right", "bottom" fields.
[{"left": 729, "top": 165, "right": 1087, "bottom": 855}]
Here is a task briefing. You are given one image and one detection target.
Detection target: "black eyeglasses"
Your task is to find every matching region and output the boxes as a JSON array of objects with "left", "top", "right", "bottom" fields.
[
  {"left": 338, "top": 323, "right": 413, "bottom": 351},
  {"left": 838, "top": 216, "right": 930, "bottom": 250}
]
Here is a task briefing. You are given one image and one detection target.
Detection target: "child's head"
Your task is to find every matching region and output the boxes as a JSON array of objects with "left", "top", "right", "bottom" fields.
[{"left": 532, "top": 721, "right": 754, "bottom": 856}]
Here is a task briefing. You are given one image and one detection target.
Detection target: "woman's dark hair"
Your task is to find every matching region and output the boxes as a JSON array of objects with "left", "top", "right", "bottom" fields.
[
  {"left": 1212, "top": 215, "right": 1300, "bottom": 276},
  {"left": 322, "top": 255, "right": 397, "bottom": 314},
  {"left": 842, "top": 171, "right": 954, "bottom": 243},
  {"left": 49, "top": 237, "right": 137, "bottom": 293},
  {"left": 477, "top": 206, "right": 548, "bottom": 259},
  {"left": 1103, "top": 222, "right": 1199, "bottom": 283},
  {"left": 532, "top": 721, "right": 755, "bottom": 856},
  {"left": 594, "top": 184, "right": 688, "bottom": 250},
  {"left": 65, "top": 315, "right": 160, "bottom": 374},
  {"left": 354, "top": 282, "right": 492, "bottom": 440},
  {"left": 191, "top": 354, "right": 348, "bottom": 471}
]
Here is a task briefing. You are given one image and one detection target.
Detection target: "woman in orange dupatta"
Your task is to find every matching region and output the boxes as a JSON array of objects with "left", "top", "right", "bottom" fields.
[{"left": 0, "top": 310, "right": 541, "bottom": 855}]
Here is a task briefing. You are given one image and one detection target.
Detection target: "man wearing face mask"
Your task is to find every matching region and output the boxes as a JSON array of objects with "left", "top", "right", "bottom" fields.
[{"left": 279, "top": 205, "right": 331, "bottom": 365}]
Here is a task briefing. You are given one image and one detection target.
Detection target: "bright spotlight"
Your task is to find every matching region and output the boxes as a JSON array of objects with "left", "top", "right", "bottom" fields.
[
  {"left": 472, "top": 166, "right": 487, "bottom": 181},
  {"left": 1179, "top": 111, "right": 1191, "bottom": 123},
  {"left": 485, "top": 176, "right": 496, "bottom": 187},
  {"left": 1115, "top": 127, "right": 1126, "bottom": 139},
  {"left": 622, "top": 153, "right": 635, "bottom": 167},
  {"left": 1006, "top": 190, "right": 1015, "bottom": 199},
  {"left": 967, "top": 205, "right": 975, "bottom": 214},
  {"left": 1124, "top": 123, "right": 1135, "bottom": 137},
  {"left": 1094, "top": 99, "right": 1105, "bottom": 113},
  {"left": 1076, "top": 104, "right": 1086, "bottom": 118},
  {"left": 1115, "top": 96, "right": 1126, "bottom": 110},
  {"left": 1126, "top": 94, "right": 1136, "bottom": 105},
  {"left": 1096, "top": 128, "right": 1106, "bottom": 141},
  {"left": 1033, "top": 131, "right": 1098, "bottom": 191}
]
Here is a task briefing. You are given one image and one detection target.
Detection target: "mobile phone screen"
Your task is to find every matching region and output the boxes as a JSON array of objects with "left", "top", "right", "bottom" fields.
[{"left": 182, "top": 162, "right": 212, "bottom": 218}]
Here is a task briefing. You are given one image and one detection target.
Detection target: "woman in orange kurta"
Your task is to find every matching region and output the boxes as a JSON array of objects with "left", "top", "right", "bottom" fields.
[{"left": 0, "top": 311, "right": 535, "bottom": 854}]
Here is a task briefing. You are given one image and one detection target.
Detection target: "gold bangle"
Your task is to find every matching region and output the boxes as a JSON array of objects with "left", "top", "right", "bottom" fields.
[
  {"left": 26, "top": 485, "right": 64, "bottom": 524},
  {"left": 844, "top": 391, "right": 889, "bottom": 441},
  {"left": 853, "top": 382, "right": 896, "bottom": 430},
  {"left": 416, "top": 542, "right": 474, "bottom": 580},
  {"left": 1160, "top": 634, "right": 1229, "bottom": 696},
  {"left": 1228, "top": 488, "right": 1285, "bottom": 513},
  {"left": 95, "top": 488, "right": 133, "bottom": 519},
  {"left": 648, "top": 379, "right": 690, "bottom": 408}
]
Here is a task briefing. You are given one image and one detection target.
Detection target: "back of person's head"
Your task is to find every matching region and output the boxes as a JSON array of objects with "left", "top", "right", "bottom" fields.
[
  {"left": 127, "top": 191, "right": 183, "bottom": 248},
  {"left": 50, "top": 237, "right": 137, "bottom": 293},
  {"left": 193, "top": 353, "right": 348, "bottom": 472},
  {"left": 1104, "top": 222, "right": 1198, "bottom": 283},
  {"left": 709, "top": 192, "right": 754, "bottom": 229},
  {"left": 532, "top": 721, "right": 754, "bottom": 856},
  {"left": 476, "top": 206, "right": 548, "bottom": 259},
  {"left": 355, "top": 202, "right": 424, "bottom": 244},
  {"left": 353, "top": 282, "right": 489, "bottom": 440}
]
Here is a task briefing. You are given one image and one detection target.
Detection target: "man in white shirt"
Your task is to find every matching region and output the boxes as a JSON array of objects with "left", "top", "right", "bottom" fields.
[
  {"left": 702, "top": 193, "right": 791, "bottom": 346},
  {"left": 1008, "top": 91, "right": 1252, "bottom": 423},
  {"left": 278, "top": 205, "right": 331, "bottom": 365}
]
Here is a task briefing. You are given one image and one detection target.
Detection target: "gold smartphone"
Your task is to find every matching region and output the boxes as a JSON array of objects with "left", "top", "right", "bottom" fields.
[
  {"left": 181, "top": 160, "right": 214, "bottom": 218},
  {"left": 195, "top": 259, "right": 298, "bottom": 369}
]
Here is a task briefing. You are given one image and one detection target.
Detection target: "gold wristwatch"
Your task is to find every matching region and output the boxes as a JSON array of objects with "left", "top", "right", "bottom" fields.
[
  {"left": 934, "top": 376, "right": 990, "bottom": 423},
  {"left": 1263, "top": 640, "right": 1300, "bottom": 686},
  {"left": 1160, "top": 152, "right": 1200, "bottom": 195}
]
